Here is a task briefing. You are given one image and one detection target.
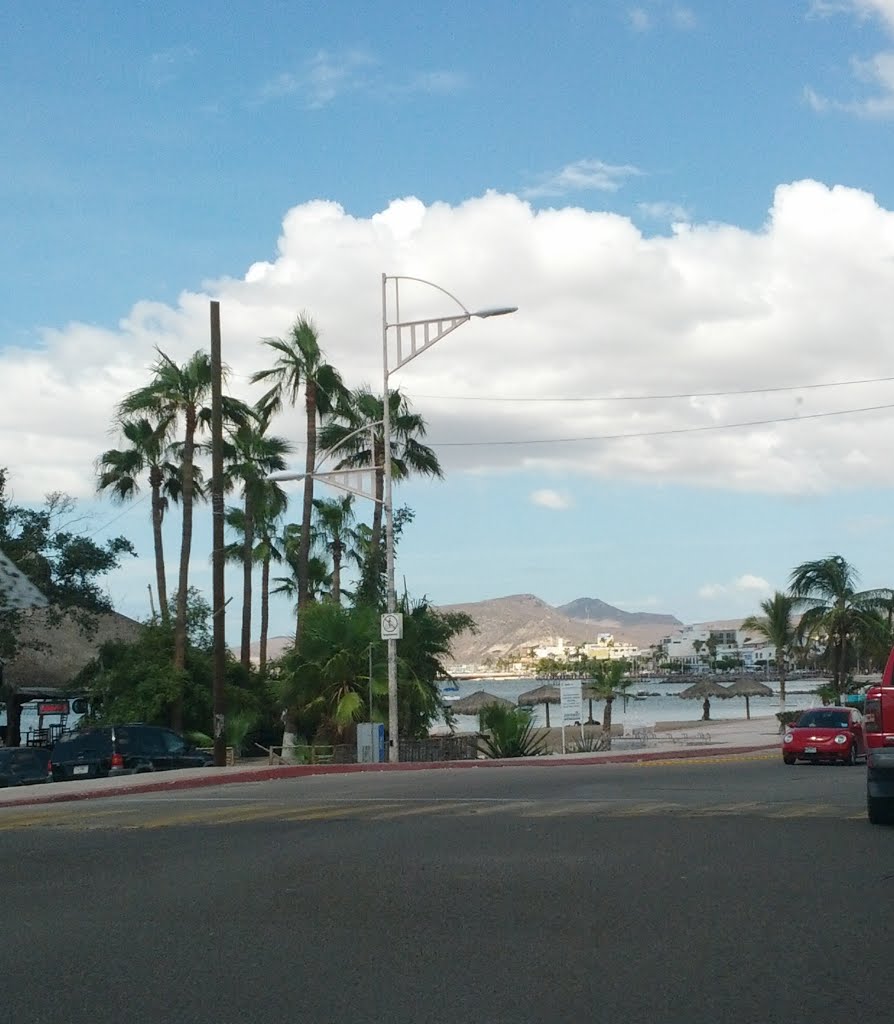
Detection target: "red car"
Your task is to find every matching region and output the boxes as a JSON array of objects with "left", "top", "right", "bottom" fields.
[{"left": 782, "top": 706, "right": 866, "bottom": 765}]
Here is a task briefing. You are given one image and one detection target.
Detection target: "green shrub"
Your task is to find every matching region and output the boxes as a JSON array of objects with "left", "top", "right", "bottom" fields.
[{"left": 478, "top": 705, "right": 549, "bottom": 758}]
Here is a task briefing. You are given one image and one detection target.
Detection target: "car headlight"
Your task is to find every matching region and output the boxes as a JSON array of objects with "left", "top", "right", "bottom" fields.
[
  {"left": 783, "top": 733, "right": 794, "bottom": 743},
  {"left": 834, "top": 734, "right": 848, "bottom": 745}
]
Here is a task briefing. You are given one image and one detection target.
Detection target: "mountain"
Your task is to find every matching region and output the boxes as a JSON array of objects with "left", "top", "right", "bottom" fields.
[
  {"left": 438, "top": 593, "right": 682, "bottom": 667},
  {"left": 557, "top": 597, "right": 682, "bottom": 629}
]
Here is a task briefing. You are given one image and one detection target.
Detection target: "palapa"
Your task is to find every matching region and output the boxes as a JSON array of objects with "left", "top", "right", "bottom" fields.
[
  {"left": 517, "top": 685, "right": 561, "bottom": 728},
  {"left": 722, "top": 677, "right": 773, "bottom": 720},
  {"left": 449, "top": 690, "right": 514, "bottom": 716},
  {"left": 677, "top": 678, "right": 732, "bottom": 722}
]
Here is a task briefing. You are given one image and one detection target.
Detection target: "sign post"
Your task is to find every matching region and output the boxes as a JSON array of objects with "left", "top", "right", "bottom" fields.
[{"left": 559, "top": 680, "right": 583, "bottom": 755}]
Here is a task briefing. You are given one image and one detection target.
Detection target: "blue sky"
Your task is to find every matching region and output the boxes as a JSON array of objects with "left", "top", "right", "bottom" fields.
[{"left": 4, "top": 1, "right": 894, "bottom": 642}]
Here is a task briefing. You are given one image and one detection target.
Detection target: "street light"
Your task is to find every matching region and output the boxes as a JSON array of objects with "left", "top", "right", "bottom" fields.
[{"left": 381, "top": 274, "right": 517, "bottom": 763}]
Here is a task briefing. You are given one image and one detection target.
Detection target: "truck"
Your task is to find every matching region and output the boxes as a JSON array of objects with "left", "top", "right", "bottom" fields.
[{"left": 864, "top": 646, "right": 894, "bottom": 824}]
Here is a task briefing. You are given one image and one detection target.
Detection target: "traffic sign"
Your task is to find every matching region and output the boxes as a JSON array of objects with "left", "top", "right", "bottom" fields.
[{"left": 380, "top": 612, "right": 403, "bottom": 640}]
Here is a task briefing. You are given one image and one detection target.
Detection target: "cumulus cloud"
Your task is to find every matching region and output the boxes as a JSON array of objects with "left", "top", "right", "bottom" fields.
[
  {"left": 530, "top": 489, "right": 573, "bottom": 510},
  {"left": 4, "top": 180, "right": 894, "bottom": 506},
  {"left": 522, "top": 159, "right": 642, "bottom": 198},
  {"left": 628, "top": 7, "right": 652, "bottom": 31}
]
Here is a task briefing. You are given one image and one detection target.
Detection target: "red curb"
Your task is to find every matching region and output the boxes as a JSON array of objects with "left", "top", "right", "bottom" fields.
[{"left": 0, "top": 743, "right": 777, "bottom": 809}]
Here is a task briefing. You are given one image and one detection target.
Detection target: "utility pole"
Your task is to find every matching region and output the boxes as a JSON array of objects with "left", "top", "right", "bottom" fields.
[{"left": 210, "top": 300, "right": 227, "bottom": 766}]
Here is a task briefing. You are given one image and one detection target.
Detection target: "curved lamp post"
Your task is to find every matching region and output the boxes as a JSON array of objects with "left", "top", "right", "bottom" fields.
[{"left": 382, "top": 274, "right": 516, "bottom": 762}]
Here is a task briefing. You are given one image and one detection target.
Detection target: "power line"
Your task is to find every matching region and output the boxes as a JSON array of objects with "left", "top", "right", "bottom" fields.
[
  {"left": 430, "top": 402, "right": 894, "bottom": 447},
  {"left": 412, "top": 374, "right": 894, "bottom": 404}
]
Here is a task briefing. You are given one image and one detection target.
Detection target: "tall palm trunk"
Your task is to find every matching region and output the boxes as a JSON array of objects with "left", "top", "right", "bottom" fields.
[
  {"left": 602, "top": 696, "right": 614, "bottom": 749},
  {"left": 371, "top": 436, "right": 385, "bottom": 554},
  {"left": 331, "top": 542, "right": 342, "bottom": 606},
  {"left": 148, "top": 465, "right": 169, "bottom": 624},
  {"left": 173, "top": 408, "right": 197, "bottom": 731},
  {"left": 776, "top": 643, "right": 787, "bottom": 709},
  {"left": 296, "top": 383, "right": 318, "bottom": 634},
  {"left": 240, "top": 494, "right": 254, "bottom": 670},
  {"left": 260, "top": 554, "right": 271, "bottom": 676}
]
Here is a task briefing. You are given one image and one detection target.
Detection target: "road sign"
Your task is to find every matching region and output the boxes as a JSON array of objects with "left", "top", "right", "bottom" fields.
[
  {"left": 560, "top": 680, "right": 582, "bottom": 726},
  {"left": 0, "top": 549, "right": 48, "bottom": 611},
  {"left": 380, "top": 612, "right": 403, "bottom": 640}
]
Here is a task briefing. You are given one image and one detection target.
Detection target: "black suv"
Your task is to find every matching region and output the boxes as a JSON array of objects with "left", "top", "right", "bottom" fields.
[
  {"left": 0, "top": 747, "right": 51, "bottom": 786},
  {"left": 49, "top": 725, "right": 214, "bottom": 782}
]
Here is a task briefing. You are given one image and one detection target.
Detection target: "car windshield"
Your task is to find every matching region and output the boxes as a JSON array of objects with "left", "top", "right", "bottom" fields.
[{"left": 795, "top": 710, "right": 850, "bottom": 729}]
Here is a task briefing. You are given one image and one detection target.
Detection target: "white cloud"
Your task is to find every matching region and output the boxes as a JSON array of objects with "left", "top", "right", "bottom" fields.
[
  {"left": 628, "top": 7, "right": 652, "bottom": 31},
  {"left": 530, "top": 489, "right": 573, "bottom": 510},
  {"left": 806, "top": 1, "right": 894, "bottom": 116},
  {"left": 146, "top": 45, "right": 197, "bottom": 88},
  {"left": 257, "top": 51, "right": 466, "bottom": 108},
  {"left": 522, "top": 159, "right": 642, "bottom": 198},
  {"left": 698, "top": 575, "right": 772, "bottom": 600},
  {"left": 637, "top": 200, "right": 692, "bottom": 222},
  {"left": 6, "top": 179, "right": 894, "bottom": 506},
  {"left": 670, "top": 6, "right": 697, "bottom": 29}
]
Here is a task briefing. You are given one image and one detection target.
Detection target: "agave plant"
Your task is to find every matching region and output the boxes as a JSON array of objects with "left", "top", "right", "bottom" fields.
[{"left": 478, "top": 704, "right": 549, "bottom": 758}]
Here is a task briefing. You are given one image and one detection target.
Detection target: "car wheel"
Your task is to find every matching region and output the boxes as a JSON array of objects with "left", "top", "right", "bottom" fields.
[
  {"left": 783, "top": 754, "right": 797, "bottom": 765},
  {"left": 868, "top": 793, "right": 894, "bottom": 825}
]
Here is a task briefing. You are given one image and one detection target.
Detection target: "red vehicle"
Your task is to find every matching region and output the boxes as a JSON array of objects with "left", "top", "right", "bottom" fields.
[
  {"left": 781, "top": 706, "right": 865, "bottom": 766},
  {"left": 865, "top": 646, "right": 894, "bottom": 824}
]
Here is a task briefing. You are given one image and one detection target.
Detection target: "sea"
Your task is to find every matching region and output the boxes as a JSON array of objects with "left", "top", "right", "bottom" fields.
[{"left": 431, "top": 676, "right": 826, "bottom": 734}]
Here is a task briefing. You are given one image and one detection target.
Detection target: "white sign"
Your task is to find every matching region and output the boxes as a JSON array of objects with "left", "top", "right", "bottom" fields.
[
  {"left": 0, "top": 549, "right": 48, "bottom": 611},
  {"left": 380, "top": 612, "right": 404, "bottom": 640},
  {"left": 560, "top": 680, "right": 582, "bottom": 726}
]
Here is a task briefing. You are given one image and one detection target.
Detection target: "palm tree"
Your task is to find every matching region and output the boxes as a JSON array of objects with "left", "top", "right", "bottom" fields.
[
  {"left": 741, "top": 592, "right": 797, "bottom": 709},
  {"left": 583, "top": 659, "right": 631, "bottom": 749},
  {"left": 311, "top": 494, "right": 362, "bottom": 606},
  {"left": 251, "top": 314, "right": 346, "bottom": 636},
  {"left": 223, "top": 411, "right": 291, "bottom": 668},
  {"left": 274, "top": 523, "right": 333, "bottom": 641},
  {"left": 788, "top": 555, "right": 892, "bottom": 703},
  {"left": 254, "top": 487, "right": 288, "bottom": 676},
  {"left": 119, "top": 350, "right": 214, "bottom": 714},
  {"left": 96, "top": 416, "right": 179, "bottom": 624},
  {"left": 119, "top": 349, "right": 247, "bottom": 728},
  {"left": 319, "top": 386, "right": 442, "bottom": 602}
]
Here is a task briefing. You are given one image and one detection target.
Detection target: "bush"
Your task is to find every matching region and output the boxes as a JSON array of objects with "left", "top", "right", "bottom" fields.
[{"left": 478, "top": 705, "right": 549, "bottom": 758}]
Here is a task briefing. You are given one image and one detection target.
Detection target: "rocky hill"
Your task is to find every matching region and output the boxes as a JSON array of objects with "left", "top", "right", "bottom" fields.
[{"left": 438, "top": 593, "right": 683, "bottom": 667}]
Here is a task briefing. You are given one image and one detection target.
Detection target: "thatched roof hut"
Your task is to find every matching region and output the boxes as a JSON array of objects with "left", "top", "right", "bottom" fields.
[
  {"left": 722, "top": 677, "right": 773, "bottom": 719},
  {"left": 449, "top": 690, "right": 514, "bottom": 716},
  {"left": 518, "top": 684, "right": 560, "bottom": 727}
]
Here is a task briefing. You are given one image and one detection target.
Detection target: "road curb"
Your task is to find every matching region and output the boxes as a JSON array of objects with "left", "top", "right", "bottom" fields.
[{"left": 0, "top": 742, "right": 777, "bottom": 808}]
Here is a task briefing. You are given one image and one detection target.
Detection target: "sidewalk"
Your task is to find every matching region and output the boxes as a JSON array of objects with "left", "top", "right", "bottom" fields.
[{"left": 0, "top": 716, "right": 781, "bottom": 809}]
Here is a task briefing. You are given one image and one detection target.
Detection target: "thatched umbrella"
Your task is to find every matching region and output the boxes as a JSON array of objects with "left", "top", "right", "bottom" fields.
[
  {"left": 677, "top": 678, "right": 732, "bottom": 721},
  {"left": 518, "top": 685, "right": 561, "bottom": 728},
  {"left": 722, "top": 677, "right": 773, "bottom": 720},
  {"left": 449, "top": 690, "right": 514, "bottom": 716}
]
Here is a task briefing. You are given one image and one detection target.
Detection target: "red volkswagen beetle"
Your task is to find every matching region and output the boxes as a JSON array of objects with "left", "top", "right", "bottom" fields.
[{"left": 782, "top": 706, "right": 866, "bottom": 765}]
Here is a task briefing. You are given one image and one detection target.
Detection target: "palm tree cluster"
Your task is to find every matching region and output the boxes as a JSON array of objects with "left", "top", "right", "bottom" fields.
[
  {"left": 96, "top": 312, "right": 450, "bottom": 735},
  {"left": 741, "top": 554, "right": 894, "bottom": 705}
]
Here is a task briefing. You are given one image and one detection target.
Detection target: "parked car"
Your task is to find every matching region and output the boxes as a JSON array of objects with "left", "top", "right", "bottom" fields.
[
  {"left": 0, "top": 747, "right": 52, "bottom": 786},
  {"left": 865, "top": 647, "right": 894, "bottom": 824},
  {"left": 49, "top": 725, "right": 214, "bottom": 782},
  {"left": 781, "top": 706, "right": 865, "bottom": 766}
]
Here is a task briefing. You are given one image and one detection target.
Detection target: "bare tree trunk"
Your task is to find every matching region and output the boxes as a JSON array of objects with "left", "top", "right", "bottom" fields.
[
  {"left": 602, "top": 696, "right": 614, "bottom": 750},
  {"left": 149, "top": 467, "right": 169, "bottom": 624},
  {"left": 296, "top": 386, "right": 317, "bottom": 631},
  {"left": 240, "top": 495, "right": 253, "bottom": 670},
  {"left": 172, "top": 410, "right": 197, "bottom": 732},
  {"left": 259, "top": 554, "right": 270, "bottom": 676}
]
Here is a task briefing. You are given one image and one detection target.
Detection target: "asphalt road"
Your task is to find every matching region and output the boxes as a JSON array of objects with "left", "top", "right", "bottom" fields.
[{"left": 4, "top": 754, "right": 891, "bottom": 1024}]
